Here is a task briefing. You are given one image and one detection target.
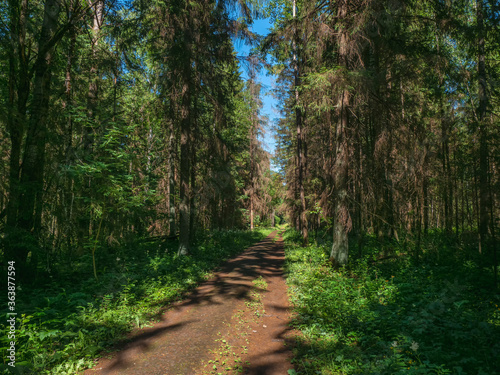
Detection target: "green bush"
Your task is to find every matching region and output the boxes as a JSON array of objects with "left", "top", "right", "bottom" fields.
[{"left": 284, "top": 229, "right": 500, "bottom": 375}]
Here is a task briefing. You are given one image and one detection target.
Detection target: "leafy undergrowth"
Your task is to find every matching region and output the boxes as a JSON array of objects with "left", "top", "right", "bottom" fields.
[
  {"left": 0, "top": 228, "right": 273, "bottom": 375},
  {"left": 284, "top": 229, "right": 500, "bottom": 375}
]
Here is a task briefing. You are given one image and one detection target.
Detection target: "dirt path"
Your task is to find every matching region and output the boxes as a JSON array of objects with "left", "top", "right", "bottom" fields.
[{"left": 84, "top": 231, "right": 295, "bottom": 375}]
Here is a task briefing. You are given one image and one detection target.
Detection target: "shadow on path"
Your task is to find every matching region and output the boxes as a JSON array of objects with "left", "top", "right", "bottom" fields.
[
  {"left": 84, "top": 230, "right": 294, "bottom": 375},
  {"left": 239, "top": 232, "right": 296, "bottom": 375}
]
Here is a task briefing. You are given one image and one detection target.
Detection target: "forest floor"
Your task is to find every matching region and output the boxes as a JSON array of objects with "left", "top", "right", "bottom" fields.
[{"left": 82, "top": 230, "right": 296, "bottom": 375}]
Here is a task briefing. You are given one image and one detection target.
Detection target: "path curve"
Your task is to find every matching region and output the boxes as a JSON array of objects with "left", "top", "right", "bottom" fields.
[{"left": 84, "top": 231, "right": 295, "bottom": 375}]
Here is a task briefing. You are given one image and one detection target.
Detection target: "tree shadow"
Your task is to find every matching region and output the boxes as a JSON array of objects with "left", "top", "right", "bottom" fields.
[
  {"left": 103, "top": 320, "right": 194, "bottom": 372},
  {"left": 241, "top": 322, "right": 296, "bottom": 375},
  {"left": 84, "top": 231, "right": 292, "bottom": 373}
]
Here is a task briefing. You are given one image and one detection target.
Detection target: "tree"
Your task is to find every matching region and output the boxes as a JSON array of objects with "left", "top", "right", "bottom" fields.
[{"left": 265, "top": 0, "right": 499, "bottom": 271}]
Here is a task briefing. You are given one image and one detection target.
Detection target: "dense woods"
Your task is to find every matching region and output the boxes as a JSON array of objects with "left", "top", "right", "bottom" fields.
[
  {"left": 1, "top": 0, "right": 274, "bottom": 279},
  {"left": 264, "top": 0, "right": 500, "bottom": 373},
  {"left": 0, "top": 0, "right": 499, "bottom": 374},
  {"left": 265, "top": 0, "right": 499, "bottom": 272}
]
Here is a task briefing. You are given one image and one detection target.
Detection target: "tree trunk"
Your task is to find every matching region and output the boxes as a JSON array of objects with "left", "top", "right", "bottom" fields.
[
  {"left": 293, "top": 0, "right": 308, "bottom": 245},
  {"left": 250, "top": 195, "right": 254, "bottom": 230},
  {"left": 330, "top": 0, "right": 350, "bottom": 266},
  {"left": 423, "top": 173, "right": 429, "bottom": 234},
  {"left": 474, "top": 171, "right": 481, "bottom": 253},
  {"left": 189, "top": 138, "right": 196, "bottom": 238},
  {"left": 440, "top": 105, "right": 452, "bottom": 233},
  {"left": 477, "top": 0, "right": 490, "bottom": 251},
  {"left": 16, "top": 0, "right": 61, "bottom": 269},
  {"left": 5, "top": 0, "right": 30, "bottom": 234},
  {"left": 80, "top": 0, "right": 104, "bottom": 244},
  {"left": 178, "top": 62, "right": 192, "bottom": 255},
  {"left": 249, "top": 107, "right": 255, "bottom": 231},
  {"left": 168, "top": 124, "right": 177, "bottom": 237}
]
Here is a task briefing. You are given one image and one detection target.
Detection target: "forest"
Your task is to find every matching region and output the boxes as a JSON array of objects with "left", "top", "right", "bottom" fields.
[{"left": 0, "top": 0, "right": 499, "bottom": 374}]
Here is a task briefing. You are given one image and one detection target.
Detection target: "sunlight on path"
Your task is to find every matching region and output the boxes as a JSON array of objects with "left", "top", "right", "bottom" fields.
[{"left": 84, "top": 231, "right": 294, "bottom": 375}]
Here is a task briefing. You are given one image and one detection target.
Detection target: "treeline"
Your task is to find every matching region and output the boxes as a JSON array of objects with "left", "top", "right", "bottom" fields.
[
  {"left": 266, "top": 0, "right": 499, "bottom": 271},
  {"left": 0, "top": 0, "right": 275, "bottom": 281}
]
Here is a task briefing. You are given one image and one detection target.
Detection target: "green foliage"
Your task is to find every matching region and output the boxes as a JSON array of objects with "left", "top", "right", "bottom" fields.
[
  {"left": 283, "top": 229, "right": 500, "bottom": 374},
  {"left": 0, "top": 229, "right": 273, "bottom": 374}
]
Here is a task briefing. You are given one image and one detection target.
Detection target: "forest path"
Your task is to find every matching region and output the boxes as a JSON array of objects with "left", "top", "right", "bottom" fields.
[{"left": 84, "top": 230, "right": 296, "bottom": 375}]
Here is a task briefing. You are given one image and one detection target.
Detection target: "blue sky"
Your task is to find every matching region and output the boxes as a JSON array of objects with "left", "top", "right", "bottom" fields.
[{"left": 233, "top": 18, "right": 279, "bottom": 158}]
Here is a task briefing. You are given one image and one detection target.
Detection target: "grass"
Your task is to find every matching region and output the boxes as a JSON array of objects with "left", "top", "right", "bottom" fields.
[
  {"left": 0, "top": 228, "right": 274, "bottom": 375},
  {"left": 283, "top": 229, "right": 500, "bottom": 375},
  {"left": 245, "top": 276, "right": 268, "bottom": 318}
]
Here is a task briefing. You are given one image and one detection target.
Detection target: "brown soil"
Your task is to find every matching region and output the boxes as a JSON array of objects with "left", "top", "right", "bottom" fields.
[{"left": 83, "top": 231, "right": 296, "bottom": 375}]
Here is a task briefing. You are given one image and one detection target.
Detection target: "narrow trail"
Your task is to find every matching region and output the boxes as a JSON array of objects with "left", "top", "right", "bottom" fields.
[{"left": 84, "top": 231, "right": 295, "bottom": 375}]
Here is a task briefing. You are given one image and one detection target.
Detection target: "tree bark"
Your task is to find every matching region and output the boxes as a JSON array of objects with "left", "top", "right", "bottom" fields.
[
  {"left": 330, "top": 0, "right": 350, "bottom": 266},
  {"left": 177, "top": 15, "right": 193, "bottom": 254},
  {"left": 168, "top": 123, "right": 177, "bottom": 237},
  {"left": 5, "top": 0, "right": 29, "bottom": 232},
  {"left": 16, "top": 0, "right": 61, "bottom": 266},
  {"left": 477, "top": 0, "right": 490, "bottom": 250},
  {"left": 189, "top": 133, "right": 196, "bottom": 238},
  {"left": 293, "top": 0, "right": 308, "bottom": 245},
  {"left": 249, "top": 95, "right": 255, "bottom": 231},
  {"left": 178, "top": 78, "right": 191, "bottom": 255}
]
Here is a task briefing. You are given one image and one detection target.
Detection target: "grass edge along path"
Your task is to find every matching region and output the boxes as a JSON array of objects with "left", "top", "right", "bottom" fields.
[
  {"left": 282, "top": 228, "right": 500, "bottom": 375},
  {"left": 0, "top": 228, "right": 274, "bottom": 375}
]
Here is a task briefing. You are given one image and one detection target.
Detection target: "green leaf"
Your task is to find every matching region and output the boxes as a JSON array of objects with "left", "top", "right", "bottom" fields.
[{"left": 39, "top": 330, "right": 60, "bottom": 341}]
